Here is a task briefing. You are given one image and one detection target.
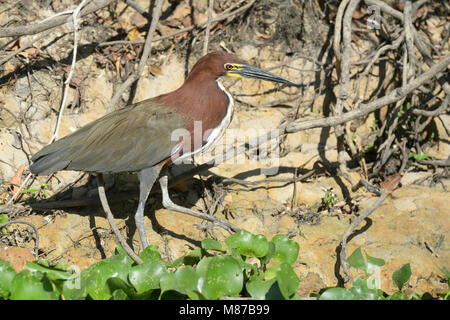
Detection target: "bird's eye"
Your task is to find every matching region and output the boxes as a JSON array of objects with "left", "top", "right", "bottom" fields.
[{"left": 225, "top": 64, "right": 234, "bottom": 70}]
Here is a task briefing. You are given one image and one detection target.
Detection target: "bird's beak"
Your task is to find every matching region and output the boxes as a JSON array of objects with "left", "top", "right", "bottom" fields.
[{"left": 231, "top": 64, "right": 296, "bottom": 86}]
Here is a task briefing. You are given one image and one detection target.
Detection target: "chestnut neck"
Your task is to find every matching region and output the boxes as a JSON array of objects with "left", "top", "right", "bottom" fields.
[{"left": 155, "top": 73, "right": 230, "bottom": 135}]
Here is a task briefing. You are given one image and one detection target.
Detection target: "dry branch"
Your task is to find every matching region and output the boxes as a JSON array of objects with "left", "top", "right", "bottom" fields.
[
  {"left": 106, "top": 0, "right": 164, "bottom": 113},
  {"left": 285, "top": 54, "right": 450, "bottom": 133},
  {"left": 0, "top": 0, "right": 116, "bottom": 38}
]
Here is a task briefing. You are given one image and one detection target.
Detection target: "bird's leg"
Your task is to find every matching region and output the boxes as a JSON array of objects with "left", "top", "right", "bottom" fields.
[
  {"left": 96, "top": 173, "right": 143, "bottom": 264},
  {"left": 158, "top": 174, "right": 240, "bottom": 233},
  {"left": 136, "top": 166, "right": 162, "bottom": 249}
]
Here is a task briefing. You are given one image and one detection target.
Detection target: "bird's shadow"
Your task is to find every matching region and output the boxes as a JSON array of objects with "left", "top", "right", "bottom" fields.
[
  {"left": 34, "top": 162, "right": 323, "bottom": 257},
  {"left": 42, "top": 174, "right": 203, "bottom": 257}
]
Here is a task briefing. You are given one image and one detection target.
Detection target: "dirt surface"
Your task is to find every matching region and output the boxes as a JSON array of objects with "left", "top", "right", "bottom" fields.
[{"left": 0, "top": 0, "right": 449, "bottom": 296}]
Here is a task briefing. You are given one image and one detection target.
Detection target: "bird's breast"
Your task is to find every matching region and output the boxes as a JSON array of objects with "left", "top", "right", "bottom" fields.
[{"left": 174, "top": 79, "right": 233, "bottom": 162}]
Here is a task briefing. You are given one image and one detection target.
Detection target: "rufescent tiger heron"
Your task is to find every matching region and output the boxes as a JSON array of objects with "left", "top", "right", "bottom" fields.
[{"left": 29, "top": 51, "right": 296, "bottom": 262}]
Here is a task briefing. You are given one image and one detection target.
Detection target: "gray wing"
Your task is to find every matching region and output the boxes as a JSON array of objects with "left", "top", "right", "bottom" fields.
[{"left": 30, "top": 100, "right": 186, "bottom": 175}]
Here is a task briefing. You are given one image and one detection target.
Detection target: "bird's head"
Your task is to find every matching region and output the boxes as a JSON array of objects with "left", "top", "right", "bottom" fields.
[{"left": 187, "top": 51, "right": 296, "bottom": 86}]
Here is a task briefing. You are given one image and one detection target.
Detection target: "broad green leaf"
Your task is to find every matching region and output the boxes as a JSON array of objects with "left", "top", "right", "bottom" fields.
[
  {"left": 387, "top": 292, "right": 407, "bottom": 300},
  {"left": 365, "top": 252, "right": 384, "bottom": 290},
  {"left": 0, "top": 259, "right": 16, "bottom": 298},
  {"left": 201, "top": 238, "right": 224, "bottom": 252},
  {"left": 138, "top": 245, "right": 162, "bottom": 263},
  {"left": 229, "top": 247, "right": 256, "bottom": 272},
  {"left": 347, "top": 247, "right": 366, "bottom": 271},
  {"left": 26, "top": 260, "right": 74, "bottom": 281},
  {"left": 246, "top": 277, "right": 277, "bottom": 300},
  {"left": 350, "top": 278, "right": 381, "bottom": 300},
  {"left": 392, "top": 263, "right": 411, "bottom": 291},
  {"left": 114, "top": 244, "right": 135, "bottom": 265},
  {"left": 129, "top": 260, "right": 168, "bottom": 293},
  {"left": 225, "top": 230, "right": 269, "bottom": 258},
  {"left": 199, "top": 255, "right": 243, "bottom": 300},
  {"left": 160, "top": 266, "right": 200, "bottom": 299},
  {"left": 112, "top": 289, "right": 129, "bottom": 300},
  {"left": 365, "top": 252, "right": 385, "bottom": 268},
  {"left": 270, "top": 235, "right": 299, "bottom": 265},
  {"left": 171, "top": 248, "right": 204, "bottom": 268},
  {"left": 83, "top": 252, "right": 133, "bottom": 300},
  {"left": 196, "top": 257, "right": 214, "bottom": 278},
  {"left": 107, "top": 277, "right": 135, "bottom": 298},
  {"left": 276, "top": 263, "right": 299, "bottom": 300},
  {"left": 264, "top": 265, "right": 278, "bottom": 280},
  {"left": 259, "top": 242, "right": 275, "bottom": 266},
  {"left": 319, "top": 287, "right": 357, "bottom": 300},
  {"left": 10, "top": 269, "right": 59, "bottom": 300}
]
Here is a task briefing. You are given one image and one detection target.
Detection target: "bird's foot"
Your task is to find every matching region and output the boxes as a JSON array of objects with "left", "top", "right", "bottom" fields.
[{"left": 159, "top": 175, "right": 239, "bottom": 234}]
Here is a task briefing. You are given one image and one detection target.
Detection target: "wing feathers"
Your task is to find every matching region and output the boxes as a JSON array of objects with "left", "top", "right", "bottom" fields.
[{"left": 30, "top": 101, "right": 185, "bottom": 175}]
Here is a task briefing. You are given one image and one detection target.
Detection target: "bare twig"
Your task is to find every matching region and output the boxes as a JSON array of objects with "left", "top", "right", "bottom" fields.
[
  {"left": 0, "top": 0, "right": 116, "bottom": 38},
  {"left": 0, "top": 29, "right": 53, "bottom": 66},
  {"left": 96, "top": 174, "right": 143, "bottom": 264},
  {"left": 0, "top": 220, "right": 40, "bottom": 258},
  {"left": 106, "top": 0, "right": 164, "bottom": 113},
  {"left": 202, "top": 0, "right": 214, "bottom": 56},
  {"left": 334, "top": 0, "right": 360, "bottom": 184},
  {"left": 50, "top": 0, "right": 90, "bottom": 143}
]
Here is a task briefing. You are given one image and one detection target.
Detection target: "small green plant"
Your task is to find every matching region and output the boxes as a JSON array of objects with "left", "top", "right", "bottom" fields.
[
  {"left": 20, "top": 183, "right": 49, "bottom": 203},
  {"left": 317, "top": 248, "right": 446, "bottom": 300},
  {"left": 322, "top": 188, "right": 338, "bottom": 208},
  {"left": 439, "top": 267, "right": 450, "bottom": 300},
  {"left": 397, "top": 101, "right": 411, "bottom": 118},
  {"left": 0, "top": 214, "right": 8, "bottom": 233},
  {"left": 364, "top": 143, "right": 374, "bottom": 153},
  {"left": 408, "top": 152, "right": 429, "bottom": 161}
]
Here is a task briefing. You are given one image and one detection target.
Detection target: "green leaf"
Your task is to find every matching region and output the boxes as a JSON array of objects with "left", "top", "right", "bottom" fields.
[
  {"left": 347, "top": 247, "right": 366, "bottom": 271},
  {"left": 365, "top": 252, "right": 385, "bottom": 268},
  {"left": 225, "top": 230, "right": 269, "bottom": 258},
  {"left": 264, "top": 265, "right": 278, "bottom": 280},
  {"left": 170, "top": 248, "right": 204, "bottom": 268},
  {"left": 199, "top": 255, "right": 243, "bottom": 300},
  {"left": 270, "top": 235, "right": 299, "bottom": 265},
  {"left": 196, "top": 257, "right": 214, "bottom": 277},
  {"left": 201, "top": 238, "right": 224, "bottom": 252},
  {"left": 138, "top": 245, "right": 162, "bottom": 263},
  {"left": 106, "top": 277, "right": 135, "bottom": 298},
  {"left": 160, "top": 266, "right": 200, "bottom": 299},
  {"left": 246, "top": 277, "right": 277, "bottom": 300},
  {"left": 112, "top": 289, "right": 129, "bottom": 300},
  {"left": 128, "top": 260, "right": 167, "bottom": 293},
  {"left": 0, "top": 214, "right": 8, "bottom": 224},
  {"left": 387, "top": 292, "right": 406, "bottom": 300},
  {"left": 10, "top": 269, "right": 59, "bottom": 300},
  {"left": 0, "top": 214, "right": 8, "bottom": 233},
  {"left": 365, "top": 252, "right": 385, "bottom": 290},
  {"left": 392, "top": 263, "right": 411, "bottom": 291},
  {"left": 83, "top": 252, "right": 133, "bottom": 300},
  {"left": 26, "top": 260, "right": 75, "bottom": 281},
  {"left": 259, "top": 242, "right": 275, "bottom": 266},
  {"left": 319, "top": 287, "right": 357, "bottom": 300},
  {"left": 350, "top": 278, "right": 381, "bottom": 300},
  {"left": 229, "top": 247, "right": 256, "bottom": 272},
  {"left": 0, "top": 259, "right": 16, "bottom": 298},
  {"left": 276, "top": 263, "right": 299, "bottom": 300},
  {"left": 441, "top": 267, "right": 450, "bottom": 282},
  {"left": 408, "top": 152, "right": 429, "bottom": 160}
]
